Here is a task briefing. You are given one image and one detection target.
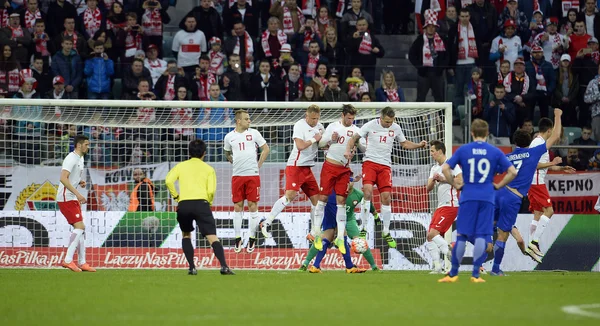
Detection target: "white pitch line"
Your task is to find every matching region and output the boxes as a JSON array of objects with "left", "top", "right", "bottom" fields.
[{"left": 562, "top": 304, "right": 600, "bottom": 319}]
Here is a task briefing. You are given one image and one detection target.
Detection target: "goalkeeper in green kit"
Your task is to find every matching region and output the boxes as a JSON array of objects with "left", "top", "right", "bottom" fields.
[{"left": 299, "top": 175, "right": 381, "bottom": 272}]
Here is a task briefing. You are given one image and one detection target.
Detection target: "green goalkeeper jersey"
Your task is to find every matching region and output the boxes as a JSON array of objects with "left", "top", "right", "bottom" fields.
[{"left": 345, "top": 188, "right": 377, "bottom": 221}]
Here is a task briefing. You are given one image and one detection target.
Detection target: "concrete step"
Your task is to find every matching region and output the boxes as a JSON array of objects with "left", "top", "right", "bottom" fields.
[
  {"left": 375, "top": 58, "right": 417, "bottom": 82},
  {"left": 375, "top": 34, "right": 416, "bottom": 58}
]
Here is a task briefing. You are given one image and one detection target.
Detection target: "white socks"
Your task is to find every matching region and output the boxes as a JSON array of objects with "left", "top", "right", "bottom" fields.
[
  {"left": 65, "top": 229, "right": 84, "bottom": 264},
  {"left": 249, "top": 211, "right": 259, "bottom": 238},
  {"left": 267, "top": 196, "right": 290, "bottom": 225},
  {"left": 78, "top": 233, "right": 86, "bottom": 265},
  {"left": 427, "top": 241, "right": 441, "bottom": 269},
  {"left": 532, "top": 215, "right": 550, "bottom": 242},
  {"left": 529, "top": 220, "right": 539, "bottom": 239},
  {"left": 432, "top": 235, "right": 449, "bottom": 255},
  {"left": 361, "top": 200, "right": 371, "bottom": 223},
  {"left": 335, "top": 205, "right": 346, "bottom": 240},
  {"left": 233, "top": 211, "right": 242, "bottom": 238},
  {"left": 381, "top": 204, "right": 392, "bottom": 234},
  {"left": 312, "top": 201, "right": 326, "bottom": 236}
]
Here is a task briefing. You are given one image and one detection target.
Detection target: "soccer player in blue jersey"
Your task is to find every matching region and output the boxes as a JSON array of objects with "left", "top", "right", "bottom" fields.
[
  {"left": 438, "top": 119, "right": 518, "bottom": 283},
  {"left": 491, "top": 109, "right": 565, "bottom": 275}
]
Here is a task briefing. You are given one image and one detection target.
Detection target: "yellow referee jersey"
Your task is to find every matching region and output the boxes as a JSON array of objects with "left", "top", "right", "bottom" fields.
[{"left": 165, "top": 158, "right": 216, "bottom": 205}]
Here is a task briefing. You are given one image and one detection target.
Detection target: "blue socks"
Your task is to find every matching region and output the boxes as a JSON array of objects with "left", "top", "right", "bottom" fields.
[
  {"left": 492, "top": 240, "right": 506, "bottom": 274},
  {"left": 472, "top": 237, "right": 487, "bottom": 278},
  {"left": 342, "top": 236, "right": 353, "bottom": 269},
  {"left": 313, "top": 239, "right": 330, "bottom": 269},
  {"left": 449, "top": 235, "right": 467, "bottom": 277}
]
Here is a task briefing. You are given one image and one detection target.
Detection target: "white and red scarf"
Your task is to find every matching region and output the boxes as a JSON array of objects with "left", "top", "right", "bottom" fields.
[
  {"left": 498, "top": 38, "right": 504, "bottom": 62},
  {"left": 125, "top": 30, "right": 143, "bottom": 57},
  {"left": 83, "top": 7, "right": 102, "bottom": 37},
  {"left": 142, "top": 8, "right": 162, "bottom": 36},
  {"left": 561, "top": 0, "right": 579, "bottom": 16},
  {"left": 460, "top": 0, "right": 473, "bottom": 8},
  {"left": 10, "top": 26, "right": 24, "bottom": 39},
  {"left": 306, "top": 53, "right": 320, "bottom": 78},
  {"left": 282, "top": 5, "right": 305, "bottom": 35},
  {"left": 384, "top": 87, "right": 400, "bottom": 102},
  {"left": 504, "top": 72, "right": 530, "bottom": 95},
  {"left": 533, "top": 0, "right": 540, "bottom": 12},
  {"left": 196, "top": 73, "right": 216, "bottom": 100},
  {"left": 34, "top": 32, "right": 49, "bottom": 56},
  {"left": 0, "top": 10, "right": 9, "bottom": 28},
  {"left": 591, "top": 51, "right": 600, "bottom": 65},
  {"left": 261, "top": 29, "right": 287, "bottom": 57},
  {"left": 468, "top": 78, "right": 483, "bottom": 115},
  {"left": 301, "top": 0, "right": 321, "bottom": 17},
  {"left": 208, "top": 50, "right": 226, "bottom": 76},
  {"left": 285, "top": 75, "right": 303, "bottom": 101},
  {"left": 136, "top": 106, "right": 156, "bottom": 123},
  {"left": 532, "top": 62, "right": 547, "bottom": 92},
  {"left": 316, "top": 76, "right": 328, "bottom": 88},
  {"left": 164, "top": 75, "right": 176, "bottom": 100},
  {"left": 538, "top": 32, "right": 564, "bottom": 68},
  {"left": 24, "top": 10, "right": 42, "bottom": 32},
  {"left": 171, "top": 107, "right": 194, "bottom": 136},
  {"left": 422, "top": 33, "right": 445, "bottom": 67},
  {"left": 302, "top": 30, "right": 315, "bottom": 51},
  {"left": 336, "top": 0, "right": 349, "bottom": 18},
  {"left": 234, "top": 31, "right": 255, "bottom": 73},
  {"left": 358, "top": 32, "right": 373, "bottom": 55},
  {"left": 458, "top": 23, "right": 478, "bottom": 59},
  {"left": 498, "top": 72, "right": 507, "bottom": 85},
  {"left": 0, "top": 69, "right": 21, "bottom": 93}
]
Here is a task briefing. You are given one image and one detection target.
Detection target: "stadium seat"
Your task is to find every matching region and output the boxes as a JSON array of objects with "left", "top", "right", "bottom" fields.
[
  {"left": 564, "top": 127, "right": 582, "bottom": 144},
  {"left": 112, "top": 78, "right": 122, "bottom": 99}
]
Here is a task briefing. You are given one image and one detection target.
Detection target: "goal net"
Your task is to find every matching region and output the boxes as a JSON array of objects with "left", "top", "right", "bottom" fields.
[{"left": 0, "top": 99, "right": 451, "bottom": 270}]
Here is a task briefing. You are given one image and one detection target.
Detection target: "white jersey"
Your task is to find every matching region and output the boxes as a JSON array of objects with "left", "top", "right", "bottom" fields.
[
  {"left": 172, "top": 29, "right": 207, "bottom": 68},
  {"left": 287, "top": 119, "right": 324, "bottom": 167},
  {"left": 320, "top": 121, "right": 361, "bottom": 166},
  {"left": 359, "top": 118, "right": 407, "bottom": 167},
  {"left": 56, "top": 152, "right": 85, "bottom": 202},
  {"left": 223, "top": 128, "right": 267, "bottom": 176},
  {"left": 429, "top": 161, "right": 461, "bottom": 208},
  {"left": 530, "top": 135, "right": 549, "bottom": 185}
]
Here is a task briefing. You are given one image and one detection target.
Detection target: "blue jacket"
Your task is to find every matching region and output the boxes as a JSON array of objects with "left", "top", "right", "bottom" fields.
[
  {"left": 51, "top": 50, "right": 83, "bottom": 88},
  {"left": 375, "top": 87, "right": 406, "bottom": 102},
  {"left": 525, "top": 57, "right": 556, "bottom": 95},
  {"left": 84, "top": 57, "right": 115, "bottom": 93},
  {"left": 484, "top": 98, "right": 515, "bottom": 138},
  {"left": 196, "top": 94, "right": 233, "bottom": 141}
]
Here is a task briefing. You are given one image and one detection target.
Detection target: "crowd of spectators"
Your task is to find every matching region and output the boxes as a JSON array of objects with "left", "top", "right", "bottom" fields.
[{"left": 0, "top": 0, "right": 597, "bottom": 170}]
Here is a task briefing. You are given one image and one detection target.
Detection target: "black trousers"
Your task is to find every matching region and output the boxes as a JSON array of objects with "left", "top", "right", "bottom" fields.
[{"left": 417, "top": 74, "right": 445, "bottom": 102}]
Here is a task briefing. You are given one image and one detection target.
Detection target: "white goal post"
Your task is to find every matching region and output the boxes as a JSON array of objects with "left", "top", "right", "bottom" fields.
[{"left": 0, "top": 99, "right": 452, "bottom": 270}]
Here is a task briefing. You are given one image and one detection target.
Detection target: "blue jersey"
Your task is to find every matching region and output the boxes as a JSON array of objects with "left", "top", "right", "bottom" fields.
[
  {"left": 447, "top": 141, "right": 512, "bottom": 204},
  {"left": 505, "top": 141, "right": 547, "bottom": 196}
]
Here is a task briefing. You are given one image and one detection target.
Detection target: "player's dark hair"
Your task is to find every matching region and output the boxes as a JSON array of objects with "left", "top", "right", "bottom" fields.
[
  {"left": 538, "top": 117, "right": 554, "bottom": 133},
  {"left": 309, "top": 40, "right": 319, "bottom": 47},
  {"left": 430, "top": 140, "right": 446, "bottom": 154},
  {"left": 199, "top": 54, "right": 210, "bottom": 62},
  {"left": 582, "top": 125, "right": 592, "bottom": 131},
  {"left": 73, "top": 134, "right": 88, "bottom": 147},
  {"left": 471, "top": 119, "right": 489, "bottom": 138},
  {"left": 342, "top": 104, "right": 357, "bottom": 116},
  {"left": 522, "top": 118, "right": 533, "bottom": 127},
  {"left": 459, "top": 7, "right": 470, "bottom": 15},
  {"left": 328, "top": 74, "right": 339, "bottom": 81},
  {"left": 381, "top": 107, "right": 395, "bottom": 118},
  {"left": 189, "top": 139, "right": 207, "bottom": 159},
  {"left": 494, "top": 84, "right": 505, "bottom": 90},
  {"left": 357, "top": 17, "right": 369, "bottom": 25},
  {"left": 513, "top": 129, "right": 532, "bottom": 148}
]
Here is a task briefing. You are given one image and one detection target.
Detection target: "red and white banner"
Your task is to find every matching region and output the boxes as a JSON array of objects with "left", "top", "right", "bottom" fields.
[
  {"left": 546, "top": 172, "right": 600, "bottom": 215},
  {"left": 0, "top": 247, "right": 382, "bottom": 270}
]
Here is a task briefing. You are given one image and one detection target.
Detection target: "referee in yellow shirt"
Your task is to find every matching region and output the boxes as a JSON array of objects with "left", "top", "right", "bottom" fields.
[{"left": 166, "top": 139, "right": 234, "bottom": 275}]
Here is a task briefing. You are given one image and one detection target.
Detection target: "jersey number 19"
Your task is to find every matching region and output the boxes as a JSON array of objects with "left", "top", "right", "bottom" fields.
[{"left": 467, "top": 158, "right": 490, "bottom": 183}]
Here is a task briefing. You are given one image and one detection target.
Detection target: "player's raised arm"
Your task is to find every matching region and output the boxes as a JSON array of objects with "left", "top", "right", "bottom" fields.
[
  {"left": 165, "top": 164, "right": 180, "bottom": 201},
  {"left": 400, "top": 139, "right": 428, "bottom": 149}
]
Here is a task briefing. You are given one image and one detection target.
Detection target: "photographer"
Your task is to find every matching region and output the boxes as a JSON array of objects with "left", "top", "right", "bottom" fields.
[
  {"left": 139, "top": 0, "right": 170, "bottom": 58},
  {"left": 154, "top": 60, "right": 187, "bottom": 100},
  {"left": 219, "top": 54, "right": 250, "bottom": 101},
  {"left": 561, "top": 147, "right": 587, "bottom": 171},
  {"left": 84, "top": 41, "right": 114, "bottom": 100}
]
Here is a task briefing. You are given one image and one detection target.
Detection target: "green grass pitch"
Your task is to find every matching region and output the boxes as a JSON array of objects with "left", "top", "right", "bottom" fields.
[{"left": 1, "top": 269, "right": 599, "bottom": 325}]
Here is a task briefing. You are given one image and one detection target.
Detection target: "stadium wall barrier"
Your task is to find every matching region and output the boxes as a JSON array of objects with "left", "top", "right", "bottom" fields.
[{"left": 0, "top": 211, "right": 597, "bottom": 271}]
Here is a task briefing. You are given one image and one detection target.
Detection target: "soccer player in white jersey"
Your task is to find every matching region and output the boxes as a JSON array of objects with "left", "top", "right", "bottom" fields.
[
  {"left": 224, "top": 110, "right": 270, "bottom": 253},
  {"left": 311, "top": 104, "right": 362, "bottom": 253},
  {"left": 56, "top": 135, "right": 96, "bottom": 272},
  {"left": 261, "top": 105, "right": 324, "bottom": 239},
  {"left": 527, "top": 118, "right": 575, "bottom": 260},
  {"left": 426, "top": 140, "right": 462, "bottom": 274},
  {"left": 345, "top": 107, "right": 427, "bottom": 248}
]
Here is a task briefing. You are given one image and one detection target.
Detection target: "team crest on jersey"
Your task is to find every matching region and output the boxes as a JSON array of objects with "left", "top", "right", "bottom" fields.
[
  {"left": 352, "top": 200, "right": 358, "bottom": 206},
  {"left": 347, "top": 130, "right": 354, "bottom": 137},
  {"left": 246, "top": 134, "right": 253, "bottom": 141},
  {"left": 388, "top": 130, "right": 394, "bottom": 137},
  {"left": 189, "top": 39, "right": 194, "bottom": 43}
]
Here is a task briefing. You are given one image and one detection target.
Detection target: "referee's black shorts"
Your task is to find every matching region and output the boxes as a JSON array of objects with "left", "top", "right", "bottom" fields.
[{"left": 177, "top": 200, "right": 217, "bottom": 236}]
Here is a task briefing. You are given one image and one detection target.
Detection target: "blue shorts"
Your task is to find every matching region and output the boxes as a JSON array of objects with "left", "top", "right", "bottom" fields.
[
  {"left": 321, "top": 203, "right": 338, "bottom": 231},
  {"left": 494, "top": 188, "right": 523, "bottom": 232},
  {"left": 456, "top": 201, "right": 494, "bottom": 238}
]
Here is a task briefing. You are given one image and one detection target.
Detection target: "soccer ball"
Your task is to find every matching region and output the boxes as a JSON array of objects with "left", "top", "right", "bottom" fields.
[{"left": 351, "top": 238, "right": 368, "bottom": 254}]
